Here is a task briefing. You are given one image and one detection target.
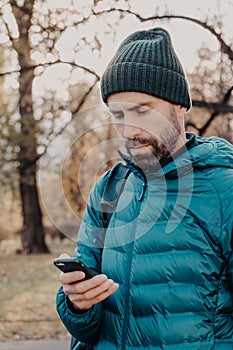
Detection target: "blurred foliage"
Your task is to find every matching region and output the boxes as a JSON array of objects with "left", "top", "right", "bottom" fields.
[
  {"left": 0, "top": 0, "right": 232, "bottom": 248},
  {"left": 62, "top": 111, "right": 120, "bottom": 217},
  {"left": 186, "top": 45, "right": 233, "bottom": 141}
]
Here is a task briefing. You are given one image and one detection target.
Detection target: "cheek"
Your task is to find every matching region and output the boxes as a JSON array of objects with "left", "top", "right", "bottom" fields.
[
  {"left": 140, "top": 122, "right": 160, "bottom": 138},
  {"left": 144, "top": 118, "right": 173, "bottom": 138},
  {"left": 114, "top": 122, "right": 124, "bottom": 135}
]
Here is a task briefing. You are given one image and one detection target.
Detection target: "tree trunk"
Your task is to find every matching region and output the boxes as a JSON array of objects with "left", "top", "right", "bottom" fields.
[
  {"left": 11, "top": 0, "right": 50, "bottom": 254},
  {"left": 16, "top": 61, "right": 50, "bottom": 254},
  {"left": 19, "top": 163, "right": 49, "bottom": 254},
  {"left": 17, "top": 69, "right": 50, "bottom": 254}
]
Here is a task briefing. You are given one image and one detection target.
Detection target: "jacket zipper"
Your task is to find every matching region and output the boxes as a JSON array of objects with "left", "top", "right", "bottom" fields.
[
  {"left": 120, "top": 241, "right": 135, "bottom": 350},
  {"left": 120, "top": 179, "right": 147, "bottom": 350}
]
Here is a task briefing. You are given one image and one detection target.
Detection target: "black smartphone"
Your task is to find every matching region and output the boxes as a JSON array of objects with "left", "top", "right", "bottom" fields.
[{"left": 53, "top": 257, "right": 95, "bottom": 280}]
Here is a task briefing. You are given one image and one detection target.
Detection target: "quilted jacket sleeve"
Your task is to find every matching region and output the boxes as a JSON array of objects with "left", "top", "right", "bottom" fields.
[
  {"left": 56, "top": 170, "right": 111, "bottom": 344},
  {"left": 219, "top": 169, "right": 233, "bottom": 291},
  {"left": 228, "top": 253, "right": 233, "bottom": 291},
  {"left": 56, "top": 286, "right": 102, "bottom": 344},
  {"left": 225, "top": 204, "right": 233, "bottom": 291}
]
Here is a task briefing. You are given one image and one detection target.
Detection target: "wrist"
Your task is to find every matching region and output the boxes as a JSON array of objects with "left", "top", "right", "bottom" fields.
[{"left": 66, "top": 296, "right": 88, "bottom": 314}]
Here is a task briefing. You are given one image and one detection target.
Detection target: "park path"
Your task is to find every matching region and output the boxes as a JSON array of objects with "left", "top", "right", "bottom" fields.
[{"left": 0, "top": 338, "right": 70, "bottom": 350}]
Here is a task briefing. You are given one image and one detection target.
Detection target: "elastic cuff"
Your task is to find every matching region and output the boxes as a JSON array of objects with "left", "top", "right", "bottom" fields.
[{"left": 66, "top": 296, "right": 90, "bottom": 315}]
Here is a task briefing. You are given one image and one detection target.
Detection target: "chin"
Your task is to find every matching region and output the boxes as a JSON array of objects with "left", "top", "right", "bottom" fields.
[{"left": 131, "top": 154, "right": 160, "bottom": 168}]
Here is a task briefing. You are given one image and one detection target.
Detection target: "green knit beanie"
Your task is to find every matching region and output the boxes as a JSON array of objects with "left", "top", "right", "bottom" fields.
[{"left": 100, "top": 27, "right": 191, "bottom": 110}]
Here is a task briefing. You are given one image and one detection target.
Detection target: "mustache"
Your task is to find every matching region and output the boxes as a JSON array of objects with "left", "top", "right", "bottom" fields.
[{"left": 125, "top": 137, "right": 155, "bottom": 148}]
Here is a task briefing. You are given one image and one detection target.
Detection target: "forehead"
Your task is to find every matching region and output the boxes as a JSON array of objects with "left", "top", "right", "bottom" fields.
[{"left": 107, "top": 92, "right": 154, "bottom": 109}]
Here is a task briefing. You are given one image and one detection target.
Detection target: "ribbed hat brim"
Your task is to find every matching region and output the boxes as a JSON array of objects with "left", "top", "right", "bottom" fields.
[{"left": 101, "top": 62, "right": 191, "bottom": 109}]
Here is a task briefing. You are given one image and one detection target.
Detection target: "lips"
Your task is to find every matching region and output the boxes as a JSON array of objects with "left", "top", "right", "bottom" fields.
[{"left": 130, "top": 143, "right": 150, "bottom": 149}]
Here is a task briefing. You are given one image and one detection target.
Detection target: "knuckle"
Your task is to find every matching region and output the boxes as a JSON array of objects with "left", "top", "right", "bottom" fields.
[
  {"left": 96, "top": 293, "right": 105, "bottom": 303},
  {"left": 68, "top": 295, "right": 74, "bottom": 303},
  {"left": 59, "top": 272, "right": 65, "bottom": 283},
  {"left": 78, "top": 301, "right": 91, "bottom": 310},
  {"left": 63, "top": 286, "right": 69, "bottom": 295},
  {"left": 82, "top": 291, "right": 90, "bottom": 300},
  {"left": 103, "top": 280, "right": 113, "bottom": 291}
]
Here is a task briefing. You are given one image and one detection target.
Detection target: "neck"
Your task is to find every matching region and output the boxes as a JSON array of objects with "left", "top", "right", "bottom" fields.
[{"left": 172, "top": 131, "right": 187, "bottom": 155}]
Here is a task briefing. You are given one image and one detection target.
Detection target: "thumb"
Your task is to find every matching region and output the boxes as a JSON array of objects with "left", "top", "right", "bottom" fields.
[{"left": 59, "top": 253, "right": 70, "bottom": 258}]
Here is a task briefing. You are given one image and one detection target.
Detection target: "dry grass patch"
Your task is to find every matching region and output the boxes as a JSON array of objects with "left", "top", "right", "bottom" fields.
[{"left": 0, "top": 238, "right": 75, "bottom": 340}]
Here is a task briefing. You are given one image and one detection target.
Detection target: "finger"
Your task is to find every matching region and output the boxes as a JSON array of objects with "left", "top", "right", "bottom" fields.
[
  {"left": 94, "top": 282, "right": 119, "bottom": 302},
  {"left": 70, "top": 282, "right": 119, "bottom": 309},
  {"left": 60, "top": 270, "right": 86, "bottom": 284},
  {"left": 70, "top": 279, "right": 119, "bottom": 303},
  {"left": 68, "top": 274, "right": 108, "bottom": 294},
  {"left": 63, "top": 275, "right": 113, "bottom": 300},
  {"left": 82, "top": 279, "right": 117, "bottom": 300}
]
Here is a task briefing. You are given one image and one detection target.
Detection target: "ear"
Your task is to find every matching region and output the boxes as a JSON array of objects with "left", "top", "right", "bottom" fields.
[{"left": 176, "top": 105, "right": 186, "bottom": 118}]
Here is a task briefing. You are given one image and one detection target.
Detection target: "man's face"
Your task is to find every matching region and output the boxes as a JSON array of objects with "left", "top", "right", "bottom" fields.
[{"left": 107, "top": 92, "right": 186, "bottom": 171}]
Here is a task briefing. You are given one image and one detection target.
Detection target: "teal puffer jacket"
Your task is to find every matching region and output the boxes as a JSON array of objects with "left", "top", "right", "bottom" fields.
[{"left": 56, "top": 135, "right": 233, "bottom": 349}]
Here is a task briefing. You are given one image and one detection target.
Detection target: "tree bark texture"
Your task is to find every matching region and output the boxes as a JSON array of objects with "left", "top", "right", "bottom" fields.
[
  {"left": 19, "top": 163, "right": 49, "bottom": 254},
  {"left": 12, "top": 0, "right": 49, "bottom": 253}
]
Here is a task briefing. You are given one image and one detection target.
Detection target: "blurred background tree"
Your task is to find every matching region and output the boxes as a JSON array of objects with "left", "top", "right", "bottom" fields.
[{"left": 0, "top": 0, "right": 232, "bottom": 253}]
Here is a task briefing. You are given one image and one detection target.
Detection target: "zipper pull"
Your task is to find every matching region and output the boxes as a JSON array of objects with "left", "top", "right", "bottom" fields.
[{"left": 138, "top": 181, "right": 146, "bottom": 201}]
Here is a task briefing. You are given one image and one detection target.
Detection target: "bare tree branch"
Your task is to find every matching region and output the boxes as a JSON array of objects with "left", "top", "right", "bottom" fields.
[
  {"left": 188, "top": 86, "right": 233, "bottom": 135},
  {"left": 192, "top": 99, "right": 233, "bottom": 114},
  {"left": 2, "top": 5, "right": 233, "bottom": 142},
  {"left": 222, "top": 86, "right": 233, "bottom": 103},
  {"left": 185, "top": 121, "right": 199, "bottom": 130},
  {"left": 0, "top": 60, "right": 100, "bottom": 80},
  {"left": 70, "top": 78, "right": 99, "bottom": 116},
  {"left": 3, "top": 79, "right": 100, "bottom": 168},
  {"left": 92, "top": 9, "right": 233, "bottom": 61},
  {"left": 198, "top": 86, "right": 233, "bottom": 135},
  {"left": 28, "top": 79, "right": 99, "bottom": 167}
]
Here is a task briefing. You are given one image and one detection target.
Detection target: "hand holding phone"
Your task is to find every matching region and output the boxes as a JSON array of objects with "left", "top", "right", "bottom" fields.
[
  {"left": 54, "top": 257, "right": 95, "bottom": 280},
  {"left": 55, "top": 254, "right": 119, "bottom": 311}
]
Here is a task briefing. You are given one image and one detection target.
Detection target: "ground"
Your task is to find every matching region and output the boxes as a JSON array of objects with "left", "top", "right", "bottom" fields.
[{"left": 0, "top": 237, "right": 75, "bottom": 341}]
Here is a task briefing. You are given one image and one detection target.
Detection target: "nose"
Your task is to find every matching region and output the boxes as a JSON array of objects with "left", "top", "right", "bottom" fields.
[{"left": 121, "top": 122, "right": 140, "bottom": 139}]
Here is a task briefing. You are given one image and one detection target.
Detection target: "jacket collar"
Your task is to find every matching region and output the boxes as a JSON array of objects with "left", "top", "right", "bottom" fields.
[{"left": 118, "top": 133, "right": 230, "bottom": 180}]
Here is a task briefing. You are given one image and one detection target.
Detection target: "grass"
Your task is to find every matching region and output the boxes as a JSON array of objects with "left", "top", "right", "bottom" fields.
[{"left": 0, "top": 237, "right": 76, "bottom": 340}]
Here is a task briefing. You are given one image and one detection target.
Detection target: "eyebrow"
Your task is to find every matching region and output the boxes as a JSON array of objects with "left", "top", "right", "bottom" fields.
[{"left": 109, "top": 102, "right": 151, "bottom": 114}]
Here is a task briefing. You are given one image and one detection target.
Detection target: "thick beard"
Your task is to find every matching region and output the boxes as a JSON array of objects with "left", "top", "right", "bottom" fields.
[{"left": 125, "top": 107, "right": 181, "bottom": 172}]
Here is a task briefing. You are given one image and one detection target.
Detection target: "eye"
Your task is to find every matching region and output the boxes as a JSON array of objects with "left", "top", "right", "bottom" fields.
[
  {"left": 136, "top": 105, "right": 151, "bottom": 114},
  {"left": 110, "top": 111, "right": 124, "bottom": 120}
]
